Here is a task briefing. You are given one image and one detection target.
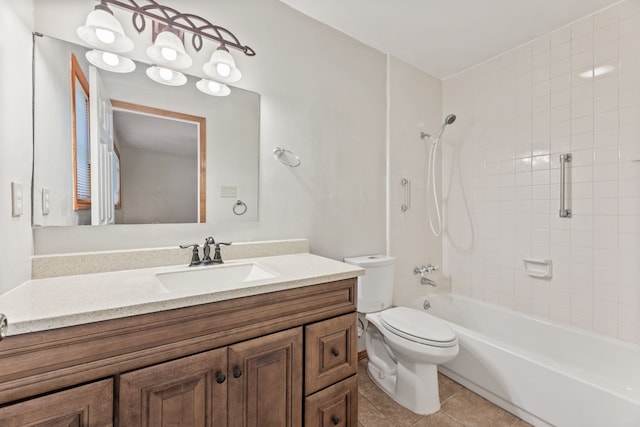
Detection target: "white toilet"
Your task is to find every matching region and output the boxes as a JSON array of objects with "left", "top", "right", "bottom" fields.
[{"left": 344, "top": 255, "right": 458, "bottom": 415}]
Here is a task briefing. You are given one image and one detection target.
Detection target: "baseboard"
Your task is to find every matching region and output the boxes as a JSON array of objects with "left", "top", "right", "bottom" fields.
[{"left": 358, "top": 350, "right": 368, "bottom": 361}]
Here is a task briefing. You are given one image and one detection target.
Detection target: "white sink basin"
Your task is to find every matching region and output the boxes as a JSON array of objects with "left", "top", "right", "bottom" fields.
[{"left": 155, "top": 263, "right": 277, "bottom": 295}]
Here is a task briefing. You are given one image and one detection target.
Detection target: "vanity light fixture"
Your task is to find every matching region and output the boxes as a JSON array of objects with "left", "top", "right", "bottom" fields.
[
  {"left": 146, "top": 65, "right": 187, "bottom": 86},
  {"left": 76, "top": 0, "right": 255, "bottom": 91},
  {"left": 85, "top": 49, "right": 136, "bottom": 73},
  {"left": 203, "top": 45, "right": 242, "bottom": 84},
  {"left": 196, "top": 79, "right": 231, "bottom": 97},
  {"left": 146, "top": 29, "right": 193, "bottom": 70},
  {"left": 76, "top": 5, "right": 134, "bottom": 53}
]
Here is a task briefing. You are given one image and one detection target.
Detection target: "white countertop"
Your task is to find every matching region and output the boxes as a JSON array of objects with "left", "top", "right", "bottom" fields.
[{"left": 0, "top": 253, "right": 363, "bottom": 336}]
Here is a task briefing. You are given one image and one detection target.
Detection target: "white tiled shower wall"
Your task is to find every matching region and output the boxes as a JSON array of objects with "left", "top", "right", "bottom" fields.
[
  {"left": 442, "top": 0, "right": 640, "bottom": 344},
  {"left": 388, "top": 57, "right": 443, "bottom": 308}
]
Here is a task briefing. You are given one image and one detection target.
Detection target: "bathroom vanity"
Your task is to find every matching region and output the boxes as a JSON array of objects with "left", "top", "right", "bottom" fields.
[{"left": 0, "top": 249, "right": 362, "bottom": 426}]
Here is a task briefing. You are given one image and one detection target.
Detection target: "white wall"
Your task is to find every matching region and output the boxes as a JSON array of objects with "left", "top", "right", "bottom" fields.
[
  {"left": 32, "top": 0, "right": 388, "bottom": 262},
  {"left": 443, "top": 1, "right": 640, "bottom": 345},
  {"left": 0, "top": 0, "right": 33, "bottom": 294},
  {"left": 32, "top": 37, "right": 90, "bottom": 226},
  {"left": 387, "top": 57, "right": 444, "bottom": 307}
]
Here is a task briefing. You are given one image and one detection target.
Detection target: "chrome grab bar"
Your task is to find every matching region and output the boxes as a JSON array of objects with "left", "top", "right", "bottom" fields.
[
  {"left": 401, "top": 178, "right": 411, "bottom": 212},
  {"left": 559, "top": 153, "right": 572, "bottom": 218}
]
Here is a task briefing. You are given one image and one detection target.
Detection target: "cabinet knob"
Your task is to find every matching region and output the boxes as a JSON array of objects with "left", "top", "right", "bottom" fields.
[
  {"left": 216, "top": 373, "right": 226, "bottom": 384},
  {"left": 331, "top": 348, "right": 340, "bottom": 357},
  {"left": 233, "top": 368, "right": 242, "bottom": 378},
  {"left": 331, "top": 416, "right": 341, "bottom": 425}
]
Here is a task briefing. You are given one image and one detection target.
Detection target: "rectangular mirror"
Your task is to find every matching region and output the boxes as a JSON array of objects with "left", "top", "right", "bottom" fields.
[{"left": 33, "top": 35, "right": 259, "bottom": 226}]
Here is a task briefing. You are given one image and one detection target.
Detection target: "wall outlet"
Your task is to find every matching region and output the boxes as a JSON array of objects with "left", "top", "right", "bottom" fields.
[
  {"left": 220, "top": 186, "right": 237, "bottom": 198},
  {"left": 11, "top": 182, "right": 23, "bottom": 217},
  {"left": 42, "top": 188, "right": 50, "bottom": 215}
]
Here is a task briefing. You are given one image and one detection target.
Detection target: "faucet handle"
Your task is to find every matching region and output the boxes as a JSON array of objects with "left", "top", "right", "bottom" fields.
[
  {"left": 180, "top": 244, "right": 201, "bottom": 267},
  {"left": 425, "top": 264, "right": 439, "bottom": 273},
  {"left": 413, "top": 264, "right": 439, "bottom": 275},
  {"left": 212, "top": 242, "right": 232, "bottom": 263}
]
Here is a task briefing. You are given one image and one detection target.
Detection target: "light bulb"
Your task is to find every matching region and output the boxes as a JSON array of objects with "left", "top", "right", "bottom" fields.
[
  {"left": 95, "top": 28, "right": 115, "bottom": 44},
  {"left": 216, "top": 62, "right": 232, "bottom": 77},
  {"left": 208, "top": 81, "right": 222, "bottom": 93},
  {"left": 102, "top": 52, "right": 120, "bottom": 67},
  {"left": 161, "top": 47, "right": 178, "bottom": 62},
  {"left": 158, "top": 67, "right": 174, "bottom": 81}
]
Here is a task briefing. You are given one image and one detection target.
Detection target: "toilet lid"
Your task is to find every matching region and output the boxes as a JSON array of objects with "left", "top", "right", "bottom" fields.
[{"left": 380, "top": 307, "right": 456, "bottom": 347}]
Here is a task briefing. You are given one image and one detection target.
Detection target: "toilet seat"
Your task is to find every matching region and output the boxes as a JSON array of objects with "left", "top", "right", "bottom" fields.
[{"left": 380, "top": 307, "right": 457, "bottom": 348}]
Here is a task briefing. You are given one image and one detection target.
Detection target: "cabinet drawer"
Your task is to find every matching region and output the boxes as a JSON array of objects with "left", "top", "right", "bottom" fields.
[
  {"left": 304, "top": 375, "right": 357, "bottom": 427},
  {"left": 0, "top": 379, "right": 113, "bottom": 426},
  {"left": 305, "top": 312, "right": 357, "bottom": 395}
]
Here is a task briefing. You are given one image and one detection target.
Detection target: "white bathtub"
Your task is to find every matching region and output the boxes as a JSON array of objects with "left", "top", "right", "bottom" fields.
[{"left": 420, "top": 294, "right": 640, "bottom": 427}]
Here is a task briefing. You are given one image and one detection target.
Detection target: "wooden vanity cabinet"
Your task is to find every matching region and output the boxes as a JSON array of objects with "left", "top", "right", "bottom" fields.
[{"left": 0, "top": 279, "right": 358, "bottom": 426}]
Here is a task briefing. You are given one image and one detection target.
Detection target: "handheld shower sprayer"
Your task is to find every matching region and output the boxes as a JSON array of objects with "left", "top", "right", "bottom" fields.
[
  {"left": 420, "top": 113, "right": 457, "bottom": 237},
  {"left": 420, "top": 114, "right": 456, "bottom": 143}
]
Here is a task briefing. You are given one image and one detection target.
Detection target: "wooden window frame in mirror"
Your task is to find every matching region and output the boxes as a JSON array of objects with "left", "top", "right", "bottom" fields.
[
  {"left": 71, "top": 54, "right": 91, "bottom": 211},
  {"left": 110, "top": 100, "right": 207, "bottom": 223}
]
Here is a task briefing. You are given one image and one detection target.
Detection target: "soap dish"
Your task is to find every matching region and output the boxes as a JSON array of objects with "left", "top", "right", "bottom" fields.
[{"left": 523, "top": 258, "right": 552, "bottom": 279}]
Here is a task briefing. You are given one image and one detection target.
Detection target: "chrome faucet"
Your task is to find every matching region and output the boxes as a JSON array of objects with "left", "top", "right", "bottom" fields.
[
  {"left": 202, "top": 237, "right": 215, "bottom": 264},
  {"left": 414, "top": 264, "right": 439, "bottom": 287},
  {"left": 420, "top": 277, "right": 438, "bottom": 287},
  {"left": 181, "top": 237, "right": 232, "bottom": 266},
  {"left": 202, "top": 237, "right": 232, "bottom": 264}
]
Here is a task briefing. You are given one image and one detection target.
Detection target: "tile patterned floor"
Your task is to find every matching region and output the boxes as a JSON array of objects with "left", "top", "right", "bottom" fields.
[{"left": 357, "top": 359, "right": 533, "bottom": 427}]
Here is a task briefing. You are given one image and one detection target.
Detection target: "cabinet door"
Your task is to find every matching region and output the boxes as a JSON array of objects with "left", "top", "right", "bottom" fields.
[
  {"left": 305, "top": 376, "right": 358, "bottom": 427},
  {"left": 227, "top": 327, "right": 303, "bottom": 427},
  {"left": 119, "top": 348, "right": 227, "bottom": 427},
  {"left": 0, "top": 379, "right": 112, "bottom": 427}
]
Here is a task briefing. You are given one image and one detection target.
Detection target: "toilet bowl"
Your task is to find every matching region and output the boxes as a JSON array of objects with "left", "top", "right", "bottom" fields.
[{"left": 344, "top": 255, "right": 459, "bottom": 415}]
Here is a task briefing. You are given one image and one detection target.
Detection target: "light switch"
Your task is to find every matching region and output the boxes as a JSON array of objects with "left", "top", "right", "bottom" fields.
[
  {"left": 42, "top": 188, "right": 50, "bottom": 215},
  {"left": 11, "top": 182, "right": 23, "bottom": 217},
  {"left": 220, "top": 186, "right": 237, "bottom": 198}
]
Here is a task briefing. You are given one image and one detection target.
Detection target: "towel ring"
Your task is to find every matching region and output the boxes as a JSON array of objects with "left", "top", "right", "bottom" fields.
[
  {"left": 273, "top": 147, "right": 301, "bottom": 167},
  {"left": 233, "top": 200, "right": 247, "bottom": 215}
]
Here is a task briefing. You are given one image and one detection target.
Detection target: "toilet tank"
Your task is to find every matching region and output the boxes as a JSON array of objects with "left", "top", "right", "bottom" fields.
[{"left": 343, "top": 255, "right": 395, "bottom": 313}]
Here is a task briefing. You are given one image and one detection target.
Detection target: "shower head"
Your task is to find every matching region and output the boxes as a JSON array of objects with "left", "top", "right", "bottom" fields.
[
  {"left": 434, "top": 113, "right": 456, "bottom": 140},
  {"left": 444, "top": 114, "right": 456, "bottom": 125},
  {"left": 420, "top": 113, "right": 457, "bottom": 142}
]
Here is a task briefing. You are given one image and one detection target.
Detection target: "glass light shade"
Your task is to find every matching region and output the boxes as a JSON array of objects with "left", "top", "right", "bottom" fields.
[
  {"left": 202, "top": 46, "right": 241, "bottom": 83},
  {"left": 146, "top": 30, "right": 193, "bottom": 70},
  {"left": 86, "top": 49, "right": 136, "bottom": 73},
  {"left": 76, "top": 8, "right": 134, "bottom": 53},
  {"left": 196, "top": 79, "right": 231, "bottom": 96},
  {"left": 146, "top": 66, "right": 187, "bottom": 86}
]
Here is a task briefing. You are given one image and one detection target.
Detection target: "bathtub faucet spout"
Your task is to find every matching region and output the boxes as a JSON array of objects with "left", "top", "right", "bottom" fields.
[
  {"left": 420, "top": 277, "right": 438, "bottom": 287},
  {"left": 414, "top": 264, "right": 439, "bottom": 286}
]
